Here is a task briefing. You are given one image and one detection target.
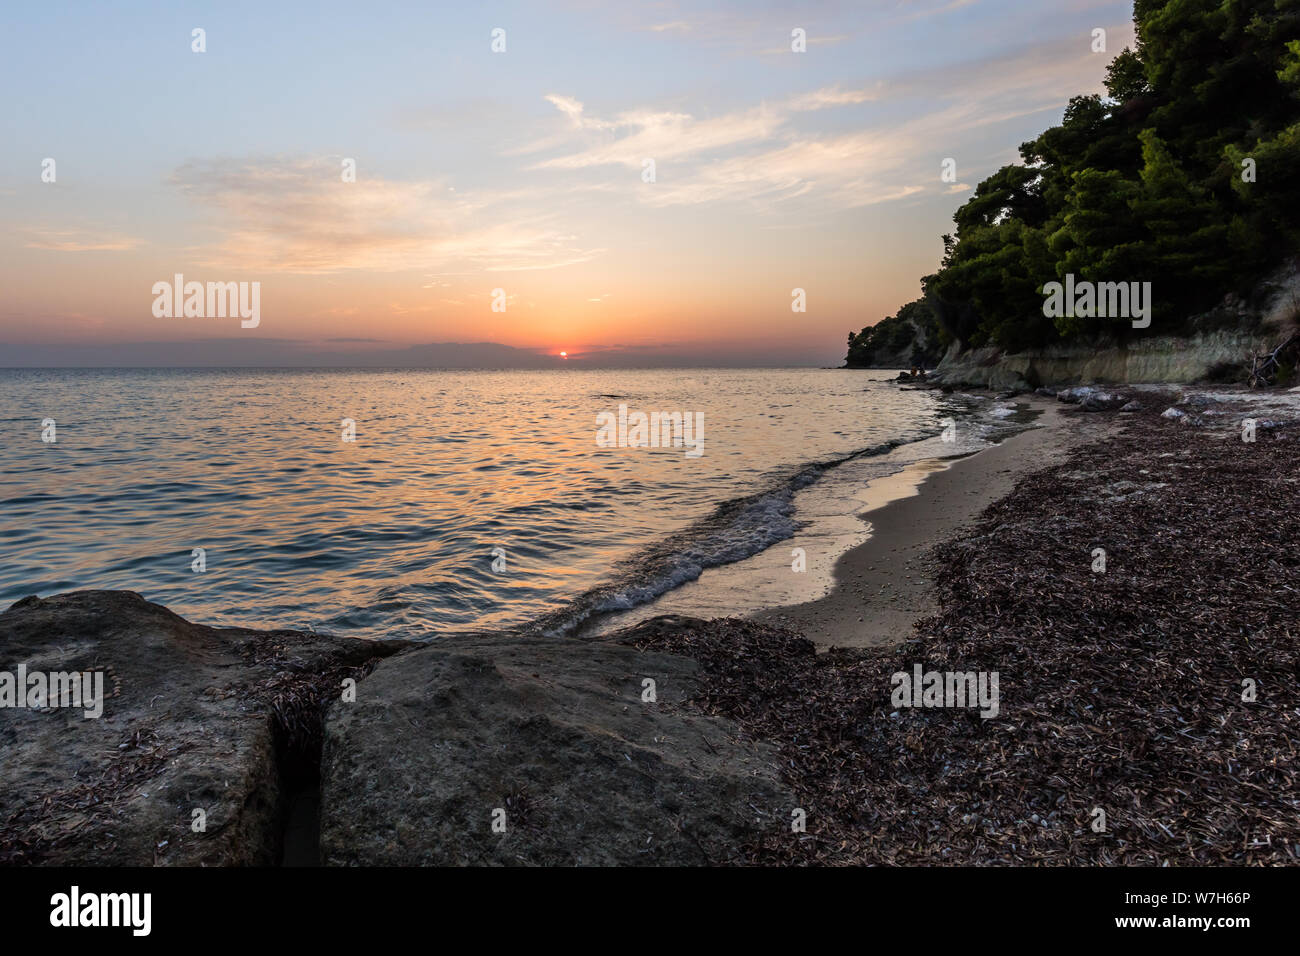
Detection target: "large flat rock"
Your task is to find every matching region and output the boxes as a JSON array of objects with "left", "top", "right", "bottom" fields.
[
  {"left": 0, "top": 591, "right": 400, "bottom": 865},
  {"left": 320, "top": 617, "right": 792, "bottom": 865},
  {"left": 2, "top": 593, "right": 791, "bottom": 866}
]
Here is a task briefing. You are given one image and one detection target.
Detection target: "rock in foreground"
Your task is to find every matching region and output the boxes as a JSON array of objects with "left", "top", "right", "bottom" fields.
[
  {"left": 0, "top": 591, "right": 401, "bottom": 866},
  {"left": 2, "top": 593, "right": 791, "bottom": 867},
  {"left": 319, "top": 616, "right": 791, "bottom": 865}
]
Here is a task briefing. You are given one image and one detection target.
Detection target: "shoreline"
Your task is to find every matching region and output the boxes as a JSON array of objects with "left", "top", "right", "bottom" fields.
[
  {"left": 4, "top": 385, "right": 1297, "bottom": 865},
  {"left": 628, "top": 386, "right": 1300, "bottom": 864},
  {"left": 753, "top": 396, "right": 1112, "bottom": 648},
  {"left": 573, "top": 389, "right": 1044, "bottom": 640}
]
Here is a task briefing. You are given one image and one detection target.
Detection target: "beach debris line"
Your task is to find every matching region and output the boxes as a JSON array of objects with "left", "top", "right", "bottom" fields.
[{"left": 624, "top": 400, "right": 1298, "bottom": 865}]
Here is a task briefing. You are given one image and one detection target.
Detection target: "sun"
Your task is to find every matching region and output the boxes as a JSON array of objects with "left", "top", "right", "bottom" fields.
[{"left": 559, "top": 351, "right": 568, "bottom": 359}]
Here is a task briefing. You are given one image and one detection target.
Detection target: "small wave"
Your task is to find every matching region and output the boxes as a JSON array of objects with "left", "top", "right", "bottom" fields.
[
  {"left": 529, "top": 396, "right": 1041, "bottom": 638},
  {"left": 530, "top": 441, "right": 904, "bottom": 637}
]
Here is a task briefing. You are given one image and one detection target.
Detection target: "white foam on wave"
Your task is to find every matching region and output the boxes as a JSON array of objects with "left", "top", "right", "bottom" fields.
[
  {"left": 588, "top": 485, "right": 802, "bottom": 615},
  {"left": 536, "top": 390, "right": 1039, "bottom": 638}
]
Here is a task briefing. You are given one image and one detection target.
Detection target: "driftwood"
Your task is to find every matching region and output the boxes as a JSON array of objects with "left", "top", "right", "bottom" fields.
[{"left": 1249, "top": 332, "right": 1299, "bottom": 387}]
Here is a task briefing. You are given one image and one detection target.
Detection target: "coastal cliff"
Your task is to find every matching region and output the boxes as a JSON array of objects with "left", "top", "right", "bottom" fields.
[
  {"left": 845, "top": 0, "right": 1300, "bottom": 387},
  {"left": 927, "top": 329, "right": 1276, "bottom": 390},
  {"left": 924, "top": 262, "right": 1300, "bottom": 389},
  {"left": 866, "top": 261, "right": 1299, "bottom": 390}
]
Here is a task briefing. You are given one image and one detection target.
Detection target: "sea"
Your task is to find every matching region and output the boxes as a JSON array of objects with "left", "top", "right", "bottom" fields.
[{"left": 0, "top": 368, "right": 1025, "bottom": 640}]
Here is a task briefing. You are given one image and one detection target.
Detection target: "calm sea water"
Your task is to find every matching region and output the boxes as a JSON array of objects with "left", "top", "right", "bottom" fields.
[{"left": 0, "top": 368, "right": 1007, "bottom": 639}]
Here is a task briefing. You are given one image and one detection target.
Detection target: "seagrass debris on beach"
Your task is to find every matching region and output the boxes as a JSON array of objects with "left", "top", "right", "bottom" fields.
[{"left": 625, "top": 398, "right": 1299, "bottom": 864}]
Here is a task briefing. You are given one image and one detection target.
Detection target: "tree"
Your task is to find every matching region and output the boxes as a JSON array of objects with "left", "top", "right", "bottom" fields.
[{"left": 899, "top": 0, "right": 1300, "bottom": 357}]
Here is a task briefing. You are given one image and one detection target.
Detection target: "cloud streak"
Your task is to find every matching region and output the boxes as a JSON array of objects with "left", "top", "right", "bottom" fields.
[
  {"left": 25, "top": 230, "right": 141, "bottom": 252},
  {"left": 170, "top": 158, "right": 604, "bottom": 274},
  {"left": 528, "top": 26, "right": 1132, "bottom": 210}
]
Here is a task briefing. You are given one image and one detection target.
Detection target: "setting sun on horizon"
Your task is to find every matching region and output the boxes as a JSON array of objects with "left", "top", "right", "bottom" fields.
[
  {"left": 3, "top": 0, "right": 1299, "bottom": 893},
  {"left": 1, "top": 0, "right": 1135, "bottom": 368}
]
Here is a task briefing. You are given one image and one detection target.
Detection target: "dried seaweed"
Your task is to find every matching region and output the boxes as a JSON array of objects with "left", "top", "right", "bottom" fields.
[
  {"left": 0, "top": 728, "right": 186, "bottom": 865},
  {"left": 627, "top": 404, "right": 1299, "bottom": 865},
  {"left": 239, "top": 635, "right": 387, "bottom": 757}
]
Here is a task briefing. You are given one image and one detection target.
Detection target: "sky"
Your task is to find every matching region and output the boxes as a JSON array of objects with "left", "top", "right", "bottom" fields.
[{"left": 1, "top": 0, "right": 1136, "bottom": 367}]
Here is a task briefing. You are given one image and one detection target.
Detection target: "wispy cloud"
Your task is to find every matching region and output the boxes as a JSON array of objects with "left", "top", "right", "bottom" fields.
[
  {"left": 170, "top": 158, "right": 603, "bottom": 274},
  {"left": 894, "top": 0, "right": 980, "bottom": 24},
  {"left": 531, "top": 104, "right": 787, "bottom": 170},
  {"left": 784, "top": 85, "right": 883, "bottom": 111},
  {"left": 528, "top": 26, "right": 1131, "bottom": 211},
  {"left": 757, "top": 33, "right": 851, "bottom": 55},
  {"left": 25, "top": 229, "right": 141, "bottom": 252},
  {"left": 528, "top": 80, "right": 880, "bottom": 172},
  {"left": 645, "top": 20, "right": 691, "bottom": 33}
]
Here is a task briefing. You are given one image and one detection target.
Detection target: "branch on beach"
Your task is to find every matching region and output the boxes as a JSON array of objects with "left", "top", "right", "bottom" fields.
[{"left": 1248, "top": 332, "right": 1299, "bottom": 388}]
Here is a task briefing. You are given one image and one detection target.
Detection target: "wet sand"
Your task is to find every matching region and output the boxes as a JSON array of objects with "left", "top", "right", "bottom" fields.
[
  {"left": 753, "top": 398, "right": 1106, "bottom": 648},
  {"left": 630, "top": 390, "right": 1300, "bottom": 865}
]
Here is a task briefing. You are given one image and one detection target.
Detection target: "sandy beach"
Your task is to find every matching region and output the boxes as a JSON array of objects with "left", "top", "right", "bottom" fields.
[
  {"left": 4, "top": 386, "right": 1297, "bottom": 867},
  {"left": 754, "top": 397, "right": 1112, "bottom": 649},
  {"left": 629, "top": 386, "right": 1300, "bottom": 864}
]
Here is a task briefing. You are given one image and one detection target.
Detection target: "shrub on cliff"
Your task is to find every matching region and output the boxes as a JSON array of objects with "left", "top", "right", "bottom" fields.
[
  {"left": 846, "top": 298, "right": 945, "bottom": 368},
  {"left": 893, "top": 0, "right": 1300, "bottom": 360}
]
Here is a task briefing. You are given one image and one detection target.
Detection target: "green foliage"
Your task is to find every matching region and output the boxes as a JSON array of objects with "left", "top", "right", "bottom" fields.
[
  {"left": 1227, "top": 121, "right": 1300, "bottom": 242},
  {"left": 868, "top": 0, "right": 1300, "bottom": 362},
  {"left": 1280, "top": 38, "right": 1300, "bottom": 87},
  {"left": 1105, "top": 47, "right": 1150, "bottom": 102},
  {"left": 846, "top": 299, "right": 944, "bottom": 367}
]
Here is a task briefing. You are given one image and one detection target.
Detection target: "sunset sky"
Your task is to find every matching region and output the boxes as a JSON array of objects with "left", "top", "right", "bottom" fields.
[{"left": 2, "top": 0, "right": 1134, "bottom": 367}]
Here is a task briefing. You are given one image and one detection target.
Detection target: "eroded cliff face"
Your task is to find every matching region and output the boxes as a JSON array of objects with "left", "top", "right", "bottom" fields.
[
  {"left": 928, "top": 262, "right": 1300, "bottom": 389},
  {"left": 928, "top": 331, "right": 1277, "bottom": 390}
]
